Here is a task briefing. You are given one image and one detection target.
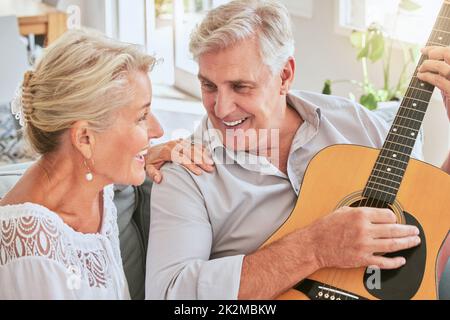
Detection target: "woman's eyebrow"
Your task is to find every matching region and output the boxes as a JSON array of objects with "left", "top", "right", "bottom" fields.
[{"left": 140, "top": 102, "right": 151, "bottom": 109}]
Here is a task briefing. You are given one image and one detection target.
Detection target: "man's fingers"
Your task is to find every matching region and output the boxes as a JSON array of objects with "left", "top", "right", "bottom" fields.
[
  {"left": 363, "top": 208, "right": 397, "bottom": 224},
  {"left": 417, "top": 71, "right": 450, "bottom": 94},
  {"left": 371, "top": 236, "right": 421, "bottom": 253},
  {"left": 421, "top": 46, "right": 450, "bottom": 64},
  {"left": 367, "top": 256, "right": 407, "bottom": 270},
  {"left": 370, "top": 224, "right": 419, "bottom": 239},
  {"left": 419, "top": 59, "right": 450, "bottom": 79}
]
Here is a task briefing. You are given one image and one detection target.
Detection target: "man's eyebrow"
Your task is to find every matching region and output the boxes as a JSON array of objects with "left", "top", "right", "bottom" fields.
[
  {"left": 198, "top": 75, "right": 256, "bottom": 86},
  {"left": 198, "top": 74, "right": 211, "bottom": 82},
  {"left": 229, "top": 80, "right": 257, "bottom": 86}
]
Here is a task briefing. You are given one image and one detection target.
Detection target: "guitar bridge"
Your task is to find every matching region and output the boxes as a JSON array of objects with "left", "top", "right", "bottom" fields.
[{"left": 294, "top": 279, "right": 366, "bottom": 300}]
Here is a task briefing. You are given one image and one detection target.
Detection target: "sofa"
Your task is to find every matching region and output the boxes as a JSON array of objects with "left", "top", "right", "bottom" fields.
[{"left": 1, "top": 161, "right": 449, "bottom": 299}]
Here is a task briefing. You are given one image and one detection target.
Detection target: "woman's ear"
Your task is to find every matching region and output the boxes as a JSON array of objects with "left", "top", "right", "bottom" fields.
[
  {"left": 280, "top": 57, "right": 296, "bottom": 95},
  {"left": 70, "top": 120, "right": 95, "bottom": 159}
]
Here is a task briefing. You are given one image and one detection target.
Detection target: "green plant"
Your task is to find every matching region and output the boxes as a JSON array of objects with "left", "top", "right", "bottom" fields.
[{"left": 322, "top": 0, "right": 422, "bottom": 110}]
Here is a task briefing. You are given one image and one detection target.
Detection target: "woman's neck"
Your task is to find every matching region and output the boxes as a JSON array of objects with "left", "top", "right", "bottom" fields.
[
  {"left": 2, "top": 153, "right": 108, "bottom": 233},
  {"left": 38, "top": 154, "right": 107, "bottom": 233}
]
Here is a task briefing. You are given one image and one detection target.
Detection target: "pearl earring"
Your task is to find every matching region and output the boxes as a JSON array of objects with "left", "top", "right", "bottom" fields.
[{"left": 83, "top": 159, "right": 93, "bottom": 182}]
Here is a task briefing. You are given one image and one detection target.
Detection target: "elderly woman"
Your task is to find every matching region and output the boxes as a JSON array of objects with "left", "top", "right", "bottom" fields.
[{"left": 0, "top": 30, "right": 213, "bottom": 299}]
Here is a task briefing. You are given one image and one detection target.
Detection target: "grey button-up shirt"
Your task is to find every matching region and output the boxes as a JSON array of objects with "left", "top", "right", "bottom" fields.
[{"left": 145, "top": 90, "right": 423, "bottom": 300}]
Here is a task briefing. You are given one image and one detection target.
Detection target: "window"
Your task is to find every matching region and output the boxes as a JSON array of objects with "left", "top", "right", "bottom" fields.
[
  {"left": 146, "top": 0, "right": 230, "bottom": 97},
  {"left": 340, "top": 0, "right": 442, "bottom": 44}
]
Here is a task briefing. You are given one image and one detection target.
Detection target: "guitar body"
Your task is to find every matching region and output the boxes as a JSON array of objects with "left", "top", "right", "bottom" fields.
[{"left": 263, "top": 144, "right": 450, "bottom": 300}]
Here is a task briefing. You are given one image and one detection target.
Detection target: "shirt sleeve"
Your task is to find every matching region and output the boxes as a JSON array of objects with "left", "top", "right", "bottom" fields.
[
  {"left": 145, "top": 164, "right": 244, "bottom": 300},
  {"left": 0, "top": 257, "right": 79, "bottom": 300}
]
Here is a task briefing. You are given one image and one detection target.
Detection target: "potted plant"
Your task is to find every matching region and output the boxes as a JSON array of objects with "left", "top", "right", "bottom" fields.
[{"left": 322, "top": 0, "right": 422, "bottom": 113}]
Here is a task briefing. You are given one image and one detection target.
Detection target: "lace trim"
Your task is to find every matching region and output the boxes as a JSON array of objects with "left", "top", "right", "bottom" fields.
[{"left": 0, "top": 185, "right": 119, "bottom": 289}]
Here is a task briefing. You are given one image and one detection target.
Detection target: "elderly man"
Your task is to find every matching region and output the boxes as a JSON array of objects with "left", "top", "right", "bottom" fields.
[{"left": 146, "top": 0, "right": 449, "bottom": 299}]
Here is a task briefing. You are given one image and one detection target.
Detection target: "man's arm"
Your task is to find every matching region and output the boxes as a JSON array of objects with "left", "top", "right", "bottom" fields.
[
  {"left": 145, "top": 164, "right": 244, "bottom": 300},
  {"left": 238, "top": 206, "right": 421, "bottom": 300}
]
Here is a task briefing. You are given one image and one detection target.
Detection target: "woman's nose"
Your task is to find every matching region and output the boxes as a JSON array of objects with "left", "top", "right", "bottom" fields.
[{"left": 147, "top": 114, "right": 164, "bottom": 139}]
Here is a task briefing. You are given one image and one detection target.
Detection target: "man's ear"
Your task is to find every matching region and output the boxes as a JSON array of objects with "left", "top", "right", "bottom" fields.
[
  {"left": 280, "top": 57, "right": 296, "bottom": 95},
  {"left": 70, "top": 120, "right": 95, "bottom": 159}
]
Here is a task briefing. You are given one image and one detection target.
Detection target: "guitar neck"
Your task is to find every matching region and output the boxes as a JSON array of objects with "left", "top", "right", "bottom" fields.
[{"left": 362, "top": 1, "right": 450, "bottom": 204}]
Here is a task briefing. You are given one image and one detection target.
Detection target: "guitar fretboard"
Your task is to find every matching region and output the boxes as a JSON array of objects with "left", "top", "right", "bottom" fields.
[{"left": 362, "top": 1, "right": 450, "bottom": 204}]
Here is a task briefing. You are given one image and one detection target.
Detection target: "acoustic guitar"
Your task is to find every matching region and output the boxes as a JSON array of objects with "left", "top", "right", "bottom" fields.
[{"left": 262, "top": 1, "right": 450, "bottom": 300}]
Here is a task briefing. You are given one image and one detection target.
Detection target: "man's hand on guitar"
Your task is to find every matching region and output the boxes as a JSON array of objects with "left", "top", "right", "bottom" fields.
[
  {"left": 306, "top": 206, "right": 421, "bottom": 270},
  {"left": 417, "top": 46, "right": 450, "bottom": 120}
]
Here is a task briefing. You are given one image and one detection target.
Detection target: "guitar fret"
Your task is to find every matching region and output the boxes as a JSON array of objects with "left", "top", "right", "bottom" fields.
[
  {"left": 379, "top": 154, "right": 409, "bottom": 165},
  {"left": 384, "top": 140, "right": 414, "bottom": 150},
  {"left": 364, "top": 187, "right": 397, "bottom": 197},
  {"left": 388, "top": 132, "right": 418, "bottom": 142},
  {"left": 397, "top": 110, "right": 425, "bottom": 123},
  {"left": 438, "top": 15, "right": 450, "bottom": 21},
  {"left": 379, "top": 148, "right": 411, "bottom": 159},
  {"left": 402, "top": 95, "right": 432, "bottom": 105},
  {"left": 367, "top": 183, "right": 399, "bottom": 195},
  {"left": 363, "top": 188, "right": 396, "bottom": 202},
  {"left": 432, "top": 28, "right": 450, "bottom": 35},
  {"left": 373, "top": 166, "right": 408, "bottom": 178},
  {"left": 407, "top": 86, "right": 434, "bottom": 94},
  {"left": 379, "top": 153, "right": 411, "bottom": 164},
  {"left": 380, "top": 148, "right": 411, "bottom": 158},
  {"left": 367, "top": 180, "right": 399, "bottom": 190},
  {"left": 368, "top": 175, "right": 401, "bottom": 186},
  {"left": 395, "top": 115, "right": 423, "bottom": 124},
  {"left": 389, "top": 123, "right": 421, "bottom": 132},
  {"left": 399, "top": 106, "right": 426, "bottom": 114},
  {"left": 374, "top": 163, "right": 406, "bottom": 175},
  {"left": 427, "top": 40, "right": 446, "bottom": 46},
  {"left": 372, "top": 169, "right": 404, "bottom": 179}
]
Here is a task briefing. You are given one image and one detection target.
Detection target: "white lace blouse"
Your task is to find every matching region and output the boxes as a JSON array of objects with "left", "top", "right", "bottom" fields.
[{"left": 0, "top": 185, "right": 130, "bottom": 300}]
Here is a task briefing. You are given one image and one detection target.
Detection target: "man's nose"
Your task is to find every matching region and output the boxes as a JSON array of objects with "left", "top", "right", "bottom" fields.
[{"left": 214, "top": 91, "right": 235, "bottom": 119}]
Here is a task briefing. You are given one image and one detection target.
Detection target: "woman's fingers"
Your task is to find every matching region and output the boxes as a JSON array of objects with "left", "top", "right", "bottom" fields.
[
  {"left": 145, "top": 139, "right": 215, "bottom": 178},
  {"left": 194, "top": 144, "right": 215, "bottom": 172},
  {"left": 174, "top": 140, "right": 215, "bottom": 173},
  {"left": 177, "top": 152, "right": 203, "bottom": 175},
  {"left": 145, "top": 163, "right": 163, "bottom": 184}
]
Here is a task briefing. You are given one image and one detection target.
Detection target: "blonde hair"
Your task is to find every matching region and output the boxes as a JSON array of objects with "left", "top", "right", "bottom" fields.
[
  {"left": 189, "top": 0, "right": 294, "bottom": 74},
  {"left": 21, "top": 29, "right": 156, "bottom": 155}
]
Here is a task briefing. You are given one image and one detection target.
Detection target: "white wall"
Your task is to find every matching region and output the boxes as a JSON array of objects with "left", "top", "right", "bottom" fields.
[
  {"left": 58, "top": 0, "right": 107, "bottom": 32},
  {"left": 289, "top": 0, "right": 448, "bottom": 166}
]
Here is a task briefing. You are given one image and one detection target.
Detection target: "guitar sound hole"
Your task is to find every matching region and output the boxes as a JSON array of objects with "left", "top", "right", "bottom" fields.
[{"left": 350, "top": 198, "right": 427, "bottom": 300}]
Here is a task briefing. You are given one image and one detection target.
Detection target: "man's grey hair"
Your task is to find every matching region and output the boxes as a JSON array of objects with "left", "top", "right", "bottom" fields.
[{"left": 189, "top": 0, "right": 295, "bottom": 74}]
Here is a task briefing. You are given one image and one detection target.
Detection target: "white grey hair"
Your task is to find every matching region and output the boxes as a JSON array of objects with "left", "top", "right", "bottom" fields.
[{"left": 189, "top": 0, "right": 295, "bottom": 74}]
